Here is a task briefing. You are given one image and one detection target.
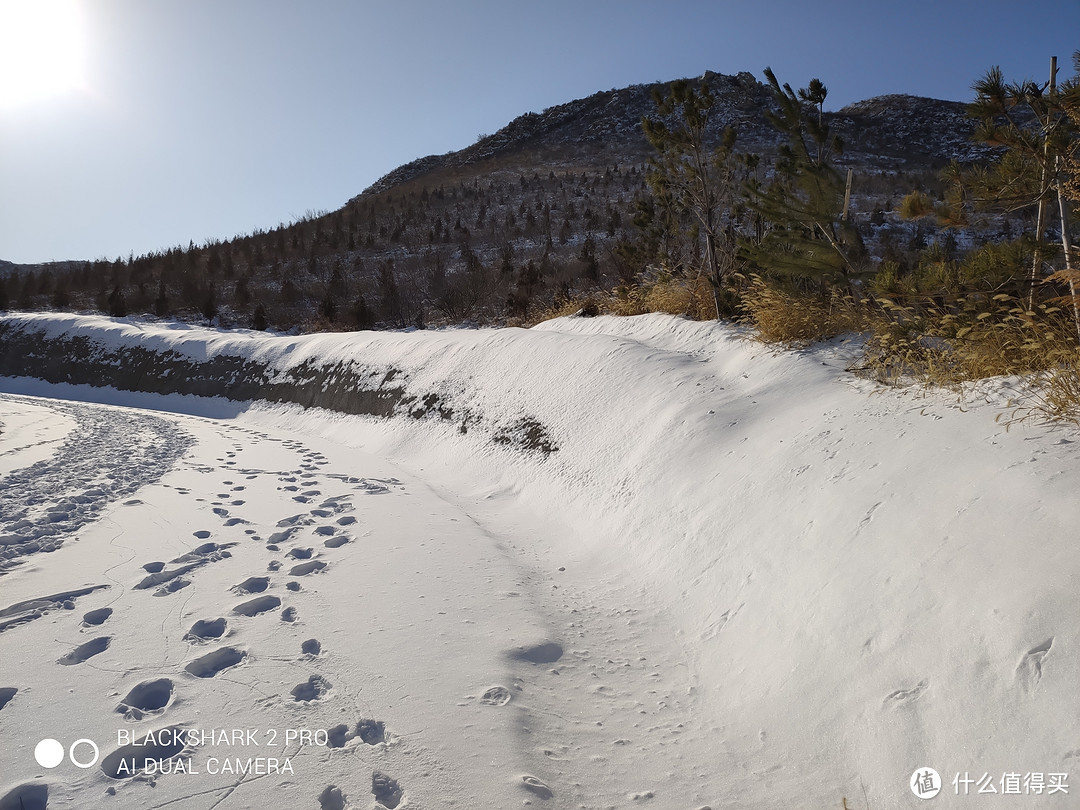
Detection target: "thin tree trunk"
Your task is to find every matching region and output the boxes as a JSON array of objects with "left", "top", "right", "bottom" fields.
[
  {"left": 1030, "top": 57, "right": 1058, "bottom": 312},
  {"left": 1030, "top": 192, "right": 1048, "bottom": 311},
  {"left": 1056, "top": 159, "right": 1080, "bottom": 342},
  {"left": 841, "top": 168, "right": 854, "bottom": 222}
]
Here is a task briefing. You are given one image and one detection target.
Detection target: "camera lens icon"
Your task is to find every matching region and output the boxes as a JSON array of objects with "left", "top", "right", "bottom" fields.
[
  {"left": 34, "top": 738, "right": 99, "bottom": 769},
  {"left": 33, "top": 739, "right": 64, "bottom": 769}
]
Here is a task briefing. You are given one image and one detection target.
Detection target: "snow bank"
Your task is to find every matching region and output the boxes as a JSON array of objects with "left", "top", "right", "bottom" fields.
[{"left": 1, "top": 311, "right": 1078, "bottom": 807}]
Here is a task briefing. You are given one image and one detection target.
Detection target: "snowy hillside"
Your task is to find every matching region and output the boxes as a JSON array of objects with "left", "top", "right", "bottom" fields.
[{"left": 0, "top": 312, "right": 1077, "bottom": 809}]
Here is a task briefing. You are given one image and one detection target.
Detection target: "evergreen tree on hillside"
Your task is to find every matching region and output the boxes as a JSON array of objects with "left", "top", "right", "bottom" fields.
[
  {"left": 251, "top": 302, "right": 268, "bottom": 331},
  {"left": 741, "top": 68, "right": 863, "bottom": 287},
  {"left": 900, "top": 55, "right": 1079, "bottom": 319},
  {"left": 642, "top": 79, "right": 743, "bottom": 316},
  {"left": 107, "top": 285, "right": 127, "bottom": 317}
]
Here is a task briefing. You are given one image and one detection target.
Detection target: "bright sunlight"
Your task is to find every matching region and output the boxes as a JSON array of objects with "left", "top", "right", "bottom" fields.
[{"left": 0, "top": 0, "right": 85, "bottom": 109}]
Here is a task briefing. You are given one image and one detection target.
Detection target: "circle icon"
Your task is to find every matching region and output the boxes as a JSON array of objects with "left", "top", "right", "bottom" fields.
[
  {"left": 911, "top": 767, "right": 942, "bottom": 799},
  {"left": 34, "top": 739, "right": 64, "bottom": 769},
  {"left": 69, "top": 738, "right": 100, "bottom": 769}
]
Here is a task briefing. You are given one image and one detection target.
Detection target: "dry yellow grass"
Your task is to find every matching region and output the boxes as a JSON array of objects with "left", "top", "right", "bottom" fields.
[
  {"left": 741, "top": 276, "right": 867, "bottom": 345},
  {"left": 608, "top": 273, "right": 716, "bottom": 320}
]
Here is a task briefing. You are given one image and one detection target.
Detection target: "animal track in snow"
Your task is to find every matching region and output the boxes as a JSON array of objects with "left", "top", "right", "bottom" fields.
[
  {"left": 281, "top": 606, "right": 298, "bottom": 623},
  {"left": 58, "top": 636, "right": 111, "bottom": 665},
  {"left": 301, "top": 638, "right": 321, "bottom": 655}
]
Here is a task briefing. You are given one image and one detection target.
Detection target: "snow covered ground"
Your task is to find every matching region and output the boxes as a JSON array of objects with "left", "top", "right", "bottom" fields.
[{"left": 0, "top": 313, "right": 1078, "bottom": 809}]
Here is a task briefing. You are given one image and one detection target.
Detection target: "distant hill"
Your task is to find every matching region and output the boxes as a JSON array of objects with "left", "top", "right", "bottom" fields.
[
  {"left": 363, "top": 72, "right": 987, "bottom": 196},
  {"left": 1, "top": 70, "right": 994, "bottom": 330}
]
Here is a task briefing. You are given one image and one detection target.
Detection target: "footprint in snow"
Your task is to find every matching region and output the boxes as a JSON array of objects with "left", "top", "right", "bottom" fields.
[
  {"left": 185, "top": 646, "right": 246, "bottom": 678},
  {"left": 116, "top": 678, "right": 174, "bottom": 720},
  {"left": 520, "top": 774, "right": 554, "bottom": 800},
  {"left": 480, "top": 685, "right": 512, "bottom": 706},
  {"left": 233, "top": 595, "right": 281, "bottom": 616},
  {"left": 0, "top": 687, "right": 17, "bottom": 711},
  {"left": 289, "top": 560, "right": 327, "bottom": 576},
  {"left": 232, "top": 576, "right": 270, "bottom": 594},
  {"left": 883, "top": 679, "right": 928, "bottom": 706},
  {"left": 1017, "top": 638, "right": 1053, "bottom": 693},
  {"left": 327, "top": 719, "right": 385, "bottom": 748},
  {"left": 0, "top": 782, "right": 48, "bottom": 810},
  {"left": 509, "top": 642, "right": 564, "bottom": 664},
  {"left": 153, "top": 578, "right": 190, "bottom": 596},
  {"left": 58, "top": 636, "right": 111, "bottom": 665},
  {"left": 317, "top": 785, "right": 346, "bottom": 810},
  {"left": 184, "top": 618, "right": 226, "bottom": 641},
  {"left": 82, "top": 607, "right": 112, "bottom": 627},
  {"left": 291, "top": 675, "right": 331, "bottom": 702},
  {"left": 372, "top": 771, "right": 404, "bottom": 809}
]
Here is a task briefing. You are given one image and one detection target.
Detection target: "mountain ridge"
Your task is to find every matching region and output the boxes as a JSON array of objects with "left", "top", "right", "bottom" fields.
[{"left": 359, "top": 70, "right": 987, "bottom": 198}]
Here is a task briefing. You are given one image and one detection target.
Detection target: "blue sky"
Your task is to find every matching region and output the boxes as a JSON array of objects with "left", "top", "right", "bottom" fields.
[{"left": 2, "top": 0, "right": 1078, "bottom": 264}]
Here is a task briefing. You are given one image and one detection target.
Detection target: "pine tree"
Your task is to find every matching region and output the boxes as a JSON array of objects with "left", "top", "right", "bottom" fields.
[
  {"left": 642, "top": 79, "right": 743, "bottom": 315},
  {"left": 107, "top": 285, "right": 127, "bottom": 317},
  {"left": 154, "top": 279, "right": 169, "bottom": 317},
  {"left": 251, "top": 303, "right": 268, "bottom": 331},
  {"left": 741, "top": 68, "right": 862, "bottom": 287},
  {"left": 901, "top": 56, "right": 1079, "bottom": 320}
]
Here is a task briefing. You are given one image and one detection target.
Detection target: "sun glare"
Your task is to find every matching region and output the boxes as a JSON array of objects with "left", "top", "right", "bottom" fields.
[{"left": 0, "top": 0, "right": 85, "bottom": 109}]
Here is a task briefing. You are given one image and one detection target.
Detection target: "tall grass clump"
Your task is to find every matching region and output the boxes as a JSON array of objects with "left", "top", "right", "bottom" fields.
[
  {"left": 864, "top": 294, "right": 1080, "bottom": 384},
  {"left": 741, "top": 276, "right": 868, "bottom": 345}
]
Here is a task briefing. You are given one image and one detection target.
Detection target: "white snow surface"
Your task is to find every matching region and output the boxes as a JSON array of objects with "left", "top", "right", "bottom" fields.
[{"left": 0, "top": 312, "right": 1078, "bottom": 809}]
